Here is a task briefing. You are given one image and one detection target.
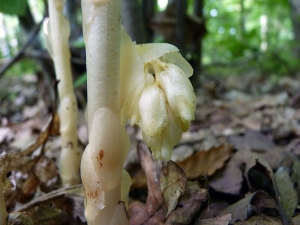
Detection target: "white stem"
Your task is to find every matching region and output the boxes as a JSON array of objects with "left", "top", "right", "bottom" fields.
[
  {"left": 82, "top": 0, "right": 121, "bottom": 129},
  {"left": 81, "top": 1, "right": 131, "bottom": 224},
  {"left": 48, "top": 0, "right": 73, "bottom": 99},
  {"left": 47, "top": 0, "right": 81, "bottom": 185},
  {"left": 59, "top": 93, "right": 80, "bottom": 184},
  {"left": 81, "top": 108, "right": 130, "bottom": 225}
]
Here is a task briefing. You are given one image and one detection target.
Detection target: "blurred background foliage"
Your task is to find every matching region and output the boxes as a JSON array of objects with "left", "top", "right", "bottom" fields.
[
  {"left": 0, "top": 0, "right": 299, "bottom": 90},
  {"left": 203, "top": 0, "right": 298, "bottom": 78}
]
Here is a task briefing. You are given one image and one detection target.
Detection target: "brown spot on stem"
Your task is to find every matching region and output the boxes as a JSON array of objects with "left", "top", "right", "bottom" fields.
[
  {"left": 65, "top": 141, "right": 73, "bottom": 149},
  {"left": 99, "top": 150, "right": 104, "bottom": 161},
  {"left": 87, "top": 190, "right": 99, "bottom": 199},
  {"left": 96, "top": 150, "right": 104, "bottom": 168}
]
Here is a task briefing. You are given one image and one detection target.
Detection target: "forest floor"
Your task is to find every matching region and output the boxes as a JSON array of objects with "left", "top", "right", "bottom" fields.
[{"left": 1, "top": 72, "right": 300, "bottom": 224}]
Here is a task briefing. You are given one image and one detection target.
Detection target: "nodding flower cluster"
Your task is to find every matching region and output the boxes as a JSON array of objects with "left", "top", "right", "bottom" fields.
[
  {"left": 80, "top": 0, "right": 196, "bottom": 222},
  {"left": 120, "top": 30, "right": 196, "bottom": 160}
]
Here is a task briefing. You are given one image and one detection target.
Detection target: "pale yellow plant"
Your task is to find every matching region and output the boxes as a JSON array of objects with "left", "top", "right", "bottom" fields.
[
  {"left": 121, "top": 38, "right": 196, "bottom": 160},
  {"left": 80, "top": 0, "right": 131, "bottom": 224},
  {"left": 44, "top": 0, "right": 81, "bottom": 185},
  {"left": 80, "top": 0, "right": 196, "bottom": 224}
]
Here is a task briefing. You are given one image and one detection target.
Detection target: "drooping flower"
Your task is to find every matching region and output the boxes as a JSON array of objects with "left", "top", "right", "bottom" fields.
[
  {"left": 139, "top": 84, "right": 168, "bottom": 137},
  {"left": 159, "top": 64, "right": 196, "bottom": 127},
  {"left": 119, "top": 30, "right": 196, "bottom": 160},
  {"left": 142, "top": 105, "right": 183, "bottom": 160}
]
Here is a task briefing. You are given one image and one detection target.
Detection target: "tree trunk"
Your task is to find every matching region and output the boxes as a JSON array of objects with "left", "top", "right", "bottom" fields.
[
  {"left": 289, "top": 0, "right": 300, "bottom": 59},
  {"left": 122, "top": 0, "right": 147, "bottom": 43},
  {"left": 142, "top": 0, "right": 156, "bottom": 42},
  {"left": 168, "top": 0, "right": 175, "bottom": 6},
  {"left": 190, "top": 0, "right": 205, "bottom": 87},
  {"left": 175, "top": 0, "right": 187, "bottom": 54}
]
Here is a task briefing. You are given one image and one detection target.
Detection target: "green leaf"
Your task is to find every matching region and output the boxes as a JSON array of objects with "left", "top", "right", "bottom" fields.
[
  {"left": 72, "top": 36, "right": 85, "bottom": 48},
  {"left": 73, "top": 73, "right": 87, "bottom": 89},
  {"left": 0, "top": 0, "right": 28, "bottom": 16},
  {"left": 274, "top": 167, "right": 298, "bottom": 223}
]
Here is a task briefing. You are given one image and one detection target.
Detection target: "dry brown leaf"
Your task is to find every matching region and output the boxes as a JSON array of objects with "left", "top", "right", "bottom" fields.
[
  {"left": 22, "top": 99, "right": 46, "bottom": 119},
  {"left": 9, "top": 115, "right": 52, "bottom": 150},
  {"left": 130, "top": 144, "right": 188, "bottom": 224},
  {"left": 0, "top": 127, "right": 14, "bottom": 144},
  {"left": 130, "top": 142, "right": 166, "bottom": 225},
  {"left": 235, "top": 112, "right": 262, "bottom": 131},
  {"left": 287, "top": 138, "right": 300, "bottom": 156},
  {"left": 252, "top": 92, "right": 288, "bottom": 109},
  {"left": 261, "top": 147, "right": 286, "bottom": 170},
  {"left": 220, "top": 192, "right": 276, "bottom": 224},
  {"left": 35, "top": 156, "right": 57, "bottom": 184},
  {"left": 9, "top": 185, "right": 85, "bottom": 224},
  {"left": 177, "top": 144, "right": 232, "bottom": 179},
  {"left": 209, "top": 150, "right": 271, "bottom": 195},
  {"left": 250, "top": 191, "right": 277, "bottom": 214},
  {"left": 229, "top": 130, "right": 275, "bottom": 152},
  {"left": 14, "top": 184, "right": 83, "bottom": 212},
  {"left": 5, "top": 112, "right": 62, "bottom": 204},
  {"left": 171, "top": 145, "right": 194, "bottom": 162},
  {"left": 195, "top": 213, "right": 232, "bottom": 225},
  {"left": 234, "top": 215, "right": 283, "bottom": 225},
  {"left": 199, "top": 199, "right": 230, "bottom": 220},
  {"left": 161, "top": 161, "right": 186, "bottom": 217},
  {"left": 10, "top": 113, "right": 59, "bottom": 174},
  {"left": 17, "top": 173, "right": 40, "bottom": 203},
  {"left": 292, "top": 214, "right": 300, "bottom": 225},
  {"left": 244, "top": 158, "right": 297, "bottom": 225},
  {"left": 0, "top": 151, "right": 13, "bottom": 191},
  {"left": 165, "top": 181, "right": 208, "bottom": 225},
  {"left": 8, "top": 205, "right": 73, "bottom": 225}
]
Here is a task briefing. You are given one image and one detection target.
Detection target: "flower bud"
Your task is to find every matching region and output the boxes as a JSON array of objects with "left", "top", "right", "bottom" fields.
[
  {"left": 159, "top": 64, "right": 196, "bottom": 123},
  {"left": 139, "top": 85, "right": 167, "bottom": 137},
  {"left": 143, "top": 106, "right": 182, "bottom": 160}
]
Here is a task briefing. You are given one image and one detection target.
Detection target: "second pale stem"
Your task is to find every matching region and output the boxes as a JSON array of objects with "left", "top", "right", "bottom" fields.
[{"left": 48, "top": 0, "right": 81, "bottom": 185}]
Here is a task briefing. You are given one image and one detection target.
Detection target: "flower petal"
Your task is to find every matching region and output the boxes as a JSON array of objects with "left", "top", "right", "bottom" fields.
[
  {"left": 136, "top": 43, "right": 179, "bottom": 64},
  {"left": 142, "top": 132, "right": 163, "bottom": 160},
  {"left": 160, "top": 64, "right": 196, "bottom": 122},
  {"left": 121, "top": 83, "right": 144, "bottom": 126},
  {"left": 139, "top": 85, "right": 167, "bottom": 136},
  {"left": 142, "top": 106, "right": 183, "bottom": 160},
  {"left": 180, "top": 118, "right": 190, "bottom": 132},
  {"left": 120, "top": 29, "right": 145, "bottom": 124},
  {"left": 160, "top": 107, "right": 183, "bottom": 160},
  {"left": 162, "top": 52, "right": 193, "bottom": 77}
]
